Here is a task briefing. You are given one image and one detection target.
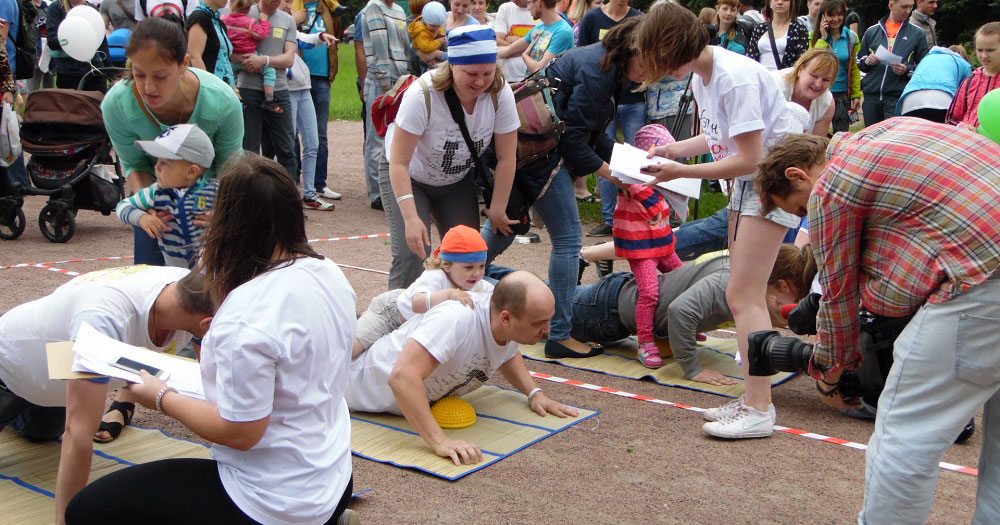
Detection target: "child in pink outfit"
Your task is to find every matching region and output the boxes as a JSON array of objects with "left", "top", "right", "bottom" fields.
[
  {"left": 613, "top": 124, "right": 684, "bottom": 368},
  {"left": 947, "top": 22, "right": 1000, "bottom": 129},
  {"left": 222, "top": 0, "right": 279, "bottom": 111}
]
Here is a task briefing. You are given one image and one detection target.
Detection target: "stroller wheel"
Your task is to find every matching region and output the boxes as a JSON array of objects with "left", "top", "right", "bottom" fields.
[
  {"left": 0, "top": 202, "right": 25, "bottom": 240},
  {"left": 39, "top": 204, "right": 76, "bottom": 243}
]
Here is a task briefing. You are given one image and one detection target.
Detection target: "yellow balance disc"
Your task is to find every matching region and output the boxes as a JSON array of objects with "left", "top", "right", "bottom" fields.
[{"left": 431, "top": 397, "right": 477, "bottom": 429}]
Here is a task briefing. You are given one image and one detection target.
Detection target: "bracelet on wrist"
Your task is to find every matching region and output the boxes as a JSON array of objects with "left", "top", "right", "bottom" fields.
[
  {"left": 155, "top": 385, "right": 177, "bottom": 414},
  {"left": 527, "top": 387, "right": 542, "bottom": 403},
  {"left": 815, "top": 380, "right": 840, "bottom": 397},
  {"left": 396, "top": 193, "right": 414, "bottom": 204}
]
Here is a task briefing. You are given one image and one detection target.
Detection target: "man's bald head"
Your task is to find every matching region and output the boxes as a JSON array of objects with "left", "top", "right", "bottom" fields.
[{"left": 491, "top": 271, "right": 554, "bottom": 344}]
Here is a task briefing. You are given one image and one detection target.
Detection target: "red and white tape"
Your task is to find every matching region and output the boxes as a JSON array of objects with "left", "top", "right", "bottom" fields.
[
  {"left": 308, "top": 233, "right": 390, "bottom": 243},
  {"left": 19, "top": 263, "right": 82, "bottom": 277},
  {"left": 528, "top": 370, "right": 979, "bottom": 477}
]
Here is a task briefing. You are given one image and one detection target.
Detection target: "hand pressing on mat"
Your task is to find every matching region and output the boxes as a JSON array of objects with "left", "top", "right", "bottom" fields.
[
  {"left": 433, "top": 438, "right": 484, "bottom": 466},
  {"left": 691, "top": 369, "right": 740, "bottom": 387},
  {"left": 529, "top": 391, "right": 579, "bottom": 418}
]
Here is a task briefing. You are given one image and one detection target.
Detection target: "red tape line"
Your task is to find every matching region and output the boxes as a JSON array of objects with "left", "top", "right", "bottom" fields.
[
  {"left": 528, "top": 370, "right": 978, "bottom": 477},
  {"left": 1, "top": 234, "right": 392, "bottom": 270}
]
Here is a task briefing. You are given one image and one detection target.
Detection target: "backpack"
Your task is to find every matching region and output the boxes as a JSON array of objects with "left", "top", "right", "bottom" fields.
[
  {"left": 13, "top": 0, "right": 38, "bottom": 80},
  {"left": 509, "top": 76, "right": 565, "bottom": 169},
  {"left": 371, "top": 74, "right": 428, "bottom": 137}
]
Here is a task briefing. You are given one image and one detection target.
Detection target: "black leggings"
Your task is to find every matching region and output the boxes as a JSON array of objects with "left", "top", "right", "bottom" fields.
[{"left": 65, "top": 458, "right": 353, "bottom": 524}]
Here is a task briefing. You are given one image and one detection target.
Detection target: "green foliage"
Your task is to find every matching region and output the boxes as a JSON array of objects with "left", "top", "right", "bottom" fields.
[
  {"left": 331, "top": 45, "right": 365, "bottom": 121},
  {"left": 849, "top": 0, "right": 997, "bottom": 47}
]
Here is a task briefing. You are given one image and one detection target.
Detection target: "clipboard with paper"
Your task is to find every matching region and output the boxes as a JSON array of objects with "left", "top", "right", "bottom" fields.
[{"left": 609, "top": 142, "right": 702, "bottom": 200}]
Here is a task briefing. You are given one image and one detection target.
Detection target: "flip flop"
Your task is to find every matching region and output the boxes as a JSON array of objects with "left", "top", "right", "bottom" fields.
[
  {"left": 94, "top": 401, "right": 135, "bottom": 444},
  {"left": 544, "top": 339, "right": 604, "bottom": 359},
  {"left": 576, "top": 194, "right": 597, "bottom": 203}
]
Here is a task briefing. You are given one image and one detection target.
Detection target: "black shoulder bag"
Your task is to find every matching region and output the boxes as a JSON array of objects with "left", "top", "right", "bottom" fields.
[
  {"left": 442, "top": 87, "right": 533, "bottom": 235},
  {"left": 766, "top": 22, "right": 784, "bottom": 69}
]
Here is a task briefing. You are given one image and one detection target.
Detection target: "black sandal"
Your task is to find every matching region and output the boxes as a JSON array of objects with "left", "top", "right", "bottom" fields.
[{"left": 93, "top": 401, "right": 135, "bottom": 443}]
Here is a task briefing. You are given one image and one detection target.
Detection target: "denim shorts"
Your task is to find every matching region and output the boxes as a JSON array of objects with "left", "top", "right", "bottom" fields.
[{"left": 728, "top": 179, "right": 802, "bottom": 229}]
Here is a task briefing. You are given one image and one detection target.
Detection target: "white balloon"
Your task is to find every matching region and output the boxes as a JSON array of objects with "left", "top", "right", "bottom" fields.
[
  {"left": 57, "top": 16, "right": 100, "bottom": 62},
  {"left": 67, "top": 5, "right": 106, "bottom": 49}
]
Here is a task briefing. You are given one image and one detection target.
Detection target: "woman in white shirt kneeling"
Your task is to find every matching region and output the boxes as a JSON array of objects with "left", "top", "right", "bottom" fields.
[{"left": 65, "top": 155, "right": 358, "bottom": 525}]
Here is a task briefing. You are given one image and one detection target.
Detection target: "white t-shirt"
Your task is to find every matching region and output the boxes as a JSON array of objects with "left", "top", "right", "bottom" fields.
[
  {"left": 900, "top": 89, "right": 954, "bottom": 114},
  {"left": 134, "top": 0, "right": 199, "bottom": 21},
  {"left": 386, "top": 71, "right": 521, "bottom": 186},
  {"left": 202, "top": 256, "right": 356, "bottom": 525},
  {"left": 346, "top": 294, "right": 517, "bottom": 414},
  {"left": 494, "top": 2, "right": 536, "bottom": 82},
  {"left": 0, "top": 266, "right": 192, "bottom": 407},
  {"left": 773, "top": 68, "right": 833, "bottom": 132},
  {"left": 757, "top": 33, "right": 787, "bottom": 71},
  {"left": 692, "top": 47, "right": 800, "bottom": 181},
  {"left": 396, "top": 268, "right": 495, "bottom": 320}
]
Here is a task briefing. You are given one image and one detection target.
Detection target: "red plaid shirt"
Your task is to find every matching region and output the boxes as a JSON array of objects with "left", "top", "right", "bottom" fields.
[{"left": 808, "top": 118, "right": 1000, "bottom": 381}]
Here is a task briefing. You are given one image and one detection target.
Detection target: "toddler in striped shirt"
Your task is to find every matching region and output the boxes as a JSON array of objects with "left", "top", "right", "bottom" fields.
[
  {"left": 116, "top": 124, "right": 218, "bottom": 269},
  {"left": 614, "top": 124, "right": 683, "bottom": 367}
]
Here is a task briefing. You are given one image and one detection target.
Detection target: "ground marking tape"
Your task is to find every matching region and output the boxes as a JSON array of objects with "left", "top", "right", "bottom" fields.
[
  {"left": 528, "top": 370, "right": 979, "bottom": 477},
  {"left": 25, "top": 263, "right": 81, "bottom": 277},
  {"left": 1, "top": 234, "right": 392, "bottom": 270},
  {"left": 338, "top": 264, "right": 390, "bottom": 275}
]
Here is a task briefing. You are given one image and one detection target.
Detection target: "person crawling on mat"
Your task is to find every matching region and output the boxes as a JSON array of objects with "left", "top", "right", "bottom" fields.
[
  {"left": 568, "top": 244, "right": 815, "bottom": 386},
  {"left": 0, "top": 265, "right": 213, "bottom": 522},
  {"left": 345, "top": 270, "right": 579, "bottom": 466}
]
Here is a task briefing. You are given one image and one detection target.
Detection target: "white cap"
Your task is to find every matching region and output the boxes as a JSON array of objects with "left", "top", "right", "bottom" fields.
[{"left": 135, "top": 124, "right": 215, "bottom": 169}]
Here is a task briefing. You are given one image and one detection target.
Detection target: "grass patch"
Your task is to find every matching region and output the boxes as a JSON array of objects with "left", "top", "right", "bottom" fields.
[{"left": 330, "top": 44, "right": 364, "bottom": 121}]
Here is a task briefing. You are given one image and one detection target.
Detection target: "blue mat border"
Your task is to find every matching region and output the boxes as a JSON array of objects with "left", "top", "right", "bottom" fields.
[
  {"left": 350, "top": 387, "right": 601, "bottom": 481},
  {"left": 523, "top": 342, "right": 797, "bottom": 399}
]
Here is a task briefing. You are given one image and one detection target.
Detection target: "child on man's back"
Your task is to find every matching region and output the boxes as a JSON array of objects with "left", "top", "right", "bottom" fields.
[
  {"left": 616, "top": 124, "right": 684, "bottom": 368},
  {"left": 223, "top": 0, "right": 281, "bottom": 112},
  {"left": 115, "top": 124, "right": 218, "bottom": 269}
]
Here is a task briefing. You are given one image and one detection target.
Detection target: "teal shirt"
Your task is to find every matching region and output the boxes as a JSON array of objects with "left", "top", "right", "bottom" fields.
[{"left": 102, "top": 67, "right": 244, "bottom": 180}]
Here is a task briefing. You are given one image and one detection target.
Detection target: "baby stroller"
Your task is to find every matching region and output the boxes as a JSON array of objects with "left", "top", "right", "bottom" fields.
[{"left": 1, "top": 71, "right": 126, "bottom": 243}]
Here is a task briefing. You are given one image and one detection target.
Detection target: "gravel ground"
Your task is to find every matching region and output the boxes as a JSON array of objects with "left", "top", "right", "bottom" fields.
[{"left": 0, "top": 120, "right": 982, "bottom": 524}]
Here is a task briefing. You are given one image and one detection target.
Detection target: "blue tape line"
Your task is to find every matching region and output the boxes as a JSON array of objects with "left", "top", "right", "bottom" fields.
[{"left": 0, "top": 472, "right": 55, "bottom": 498}]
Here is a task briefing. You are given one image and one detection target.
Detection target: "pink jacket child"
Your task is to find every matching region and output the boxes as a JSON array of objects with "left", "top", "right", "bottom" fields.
[
  {"left": 612, "top": 123, "right": 684, "bottom": 370},
  {"left": 221, "top": 12, "right": 272, "bottom": 55},
  {"left": 947, "top": 67, "right": 1000, "bottom": 129}
]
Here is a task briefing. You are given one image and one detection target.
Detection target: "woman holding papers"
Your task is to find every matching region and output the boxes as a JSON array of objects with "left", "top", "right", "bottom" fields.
[
  {"left": 65, "top": 155, "right": 359, "bottom": 524},
  {"left": 0, "top": 266, "right": 213, "bottom": 525},
  {"left": 483, "top": 17, "right": 648, "bottom": 360},
  {"left": 633, "top": 2, "right": 807, "bottom": 440}
]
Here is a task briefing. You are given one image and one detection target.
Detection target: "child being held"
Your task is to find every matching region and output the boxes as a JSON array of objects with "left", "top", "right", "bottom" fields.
[
  {"left": 223, "top": 0, "right": 279, "bottom": 113},
  {"left": 116, "top": 124, "right": 218, "bottom": 269},
  {"left": 408, "top": 1, "right": 448, "bottom": 69},
  {"left": 352, "top": 224, "right": 494, "bottom": 358},
  {"left": 616, "top": 124, "right": 684, "bottom": 368}
]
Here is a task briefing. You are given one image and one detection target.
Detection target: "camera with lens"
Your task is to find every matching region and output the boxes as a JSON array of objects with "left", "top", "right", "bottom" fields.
[{"left": 746, "top": 330, "right": 865, "bottom": 399}]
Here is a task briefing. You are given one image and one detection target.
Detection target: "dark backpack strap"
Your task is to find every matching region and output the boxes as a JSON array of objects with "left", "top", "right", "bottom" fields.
[
  {"left": 766, "top": 22, "right": 783, "bottom": 69},
  {"left": 442, "top": 87, "right": 491, "bottom": 192}
]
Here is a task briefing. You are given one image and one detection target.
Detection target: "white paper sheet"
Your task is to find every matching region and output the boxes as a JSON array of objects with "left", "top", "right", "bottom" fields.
[
  {"left": 71, "top": 323, "right": 205, "bottom": 399},
  {"left": 874, "top": 45, "right": 902, "bottom": 64},
  {"left": 609, "top": 142, "right": 702, "bottom": 200}
]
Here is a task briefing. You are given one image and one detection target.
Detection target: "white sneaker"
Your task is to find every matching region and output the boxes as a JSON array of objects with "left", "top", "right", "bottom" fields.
[
  {"left": 304, "top": 197, "right": 335, "bottom": 211},
  {"left": 703, "top": 406, "right": 774, "bottom": 439},
  {"left": 703, "top": 395, "right": 776, "bottom": 424},
  {"left": 320, "top": 187, "right": 343, "bottom": 200}
]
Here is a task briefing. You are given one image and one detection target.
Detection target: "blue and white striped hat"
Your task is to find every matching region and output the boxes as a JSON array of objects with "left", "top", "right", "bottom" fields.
[{"left": 447, "top": 25, "right": 498, "bottom": 65}]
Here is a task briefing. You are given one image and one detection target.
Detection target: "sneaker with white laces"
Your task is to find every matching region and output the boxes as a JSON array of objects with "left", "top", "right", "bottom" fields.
[
  {"left": 320, "top": 187, "right": 343, "bottom": 200},
  {"left": 703, "top": 395, "right": 776, "bottom": 424},
  {"left": 703, "top": 406, "right": 774, "bottom": 439},
  {"left": 303, "top": 197, "right": 335, "bottom": 211}
]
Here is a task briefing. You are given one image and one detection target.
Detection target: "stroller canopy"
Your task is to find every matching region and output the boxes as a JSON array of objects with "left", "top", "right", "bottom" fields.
[{"left": 22, "top": 89, "right": 108, "bottom": 152}]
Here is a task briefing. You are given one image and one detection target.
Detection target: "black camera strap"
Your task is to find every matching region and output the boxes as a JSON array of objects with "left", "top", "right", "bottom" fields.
[{"left": 442, "top": 87, "right": 492, "bottom": 200}]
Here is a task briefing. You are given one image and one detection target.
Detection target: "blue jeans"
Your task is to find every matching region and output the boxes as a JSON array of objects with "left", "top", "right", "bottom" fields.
[
  {"left": 310, "top": 76, "right": 331, "bottom": 192},
  {"left": 674, "top": 208, "right": 730, "bottom": 261},
  {"left": 241, "top": 88, "right": 296, "bottom": 181},
  {"left": 859, "top": 276, "right": 1000, "bottom": 525},
  {"left": 482, "top": 162, "right": 582, "bottom": 341},
  {"left": 363, "top": 77, "right": 385, "bottom": 202},
  {"left": 0, "top": 380, "right": 66, "bottom": 442},
  {"left": 598, "top": 102, "right": 647, "bottom": 225},
  {"left": 862, "top": 95, "right": 900, "bottom": 127},
  {"left": 6, "top": 155, "right": 27, "bottom": 188},
  {"left": 134, "top": 227, "right": 165, "bottom": 265},
  {"left": 290, "top": 89, "right": 319, "bottom": 200},
  {"left": 570, "top": 271, "right": 632, "bottom": 343}
]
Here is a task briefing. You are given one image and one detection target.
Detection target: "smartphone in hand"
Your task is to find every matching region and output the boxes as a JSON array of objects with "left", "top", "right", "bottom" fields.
[{"left": 110, "top": 356, "right": 169, "bottom": 380}]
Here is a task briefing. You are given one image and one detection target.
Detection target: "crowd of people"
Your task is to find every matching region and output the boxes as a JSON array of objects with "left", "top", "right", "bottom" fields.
[{"left": 1, "top": 0, "right": 999, "bottom": 522}]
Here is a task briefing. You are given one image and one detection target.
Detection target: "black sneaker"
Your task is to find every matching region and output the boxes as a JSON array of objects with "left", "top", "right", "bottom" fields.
[
  {"left": 955, "top": 418, "right": 975, "bottom": 444},
  {"left": 577, "top": 255, "right": 590, "bottom": 285},
  {"left": 595, "top": 258, "right": 613, "bottom": 278},
  {"left": 371, "top": 197, "right": 384, "bottom": 211},
  {"left": 586, "top": 223, "right": 613, "bottom": 237}
]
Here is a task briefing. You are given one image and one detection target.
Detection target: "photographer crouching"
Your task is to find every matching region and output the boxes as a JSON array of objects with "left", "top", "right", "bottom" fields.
[{"left": 748, "top": 119, "right": 1000, "bottom": 524}]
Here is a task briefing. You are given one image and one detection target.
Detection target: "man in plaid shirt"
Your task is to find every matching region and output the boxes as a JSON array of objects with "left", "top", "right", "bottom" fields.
[{"left": 754, "top": 118, "right": 1000, "bottom": 524}]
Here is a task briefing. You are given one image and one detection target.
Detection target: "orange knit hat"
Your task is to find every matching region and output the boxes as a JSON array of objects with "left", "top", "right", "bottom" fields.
[{"left": 434, "top": 225, "right": 488, "bottom": 262}]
